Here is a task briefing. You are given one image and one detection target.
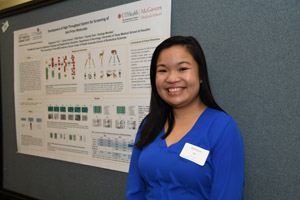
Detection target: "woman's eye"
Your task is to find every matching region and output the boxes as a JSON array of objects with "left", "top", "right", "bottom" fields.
[
  {"left": 157, "top": 69, "right": 167, "bottom": 73},
  {"left": 179, "top": 67, "right": 188, "bottom": 71}
]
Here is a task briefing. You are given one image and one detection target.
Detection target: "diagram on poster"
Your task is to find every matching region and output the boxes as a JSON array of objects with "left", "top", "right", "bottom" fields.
[{"left": 14, "top": 0, "right": 171, "bottom": 172}]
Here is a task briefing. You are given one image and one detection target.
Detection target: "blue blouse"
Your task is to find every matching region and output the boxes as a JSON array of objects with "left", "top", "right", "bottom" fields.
[{"left": 126, "top": 108, "right": 244, "bottom": 200}]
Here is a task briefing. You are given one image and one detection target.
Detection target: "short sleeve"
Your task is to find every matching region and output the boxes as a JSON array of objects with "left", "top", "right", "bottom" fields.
[{"left": 209, "top": 119, "right": 244, "bottom": 200}]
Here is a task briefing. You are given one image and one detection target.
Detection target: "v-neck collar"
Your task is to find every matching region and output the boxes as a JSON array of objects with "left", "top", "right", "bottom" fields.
[{"left": 157, "top": 107, "right": 209, "bottom": 149}]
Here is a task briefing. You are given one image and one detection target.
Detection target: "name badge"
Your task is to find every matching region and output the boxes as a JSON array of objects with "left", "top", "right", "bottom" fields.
[{"left": 180, "top": 143, "right": 209, "bottom": 166}]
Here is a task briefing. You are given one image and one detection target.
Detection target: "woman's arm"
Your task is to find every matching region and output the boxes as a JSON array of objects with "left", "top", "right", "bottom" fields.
[{"left": 209, "top": 120, "right": 244, "bottom": 200}]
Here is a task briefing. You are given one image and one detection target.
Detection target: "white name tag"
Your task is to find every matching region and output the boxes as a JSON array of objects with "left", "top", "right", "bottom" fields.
[{"left": 180, "top": 143, "right": 209, "bottom": 166}]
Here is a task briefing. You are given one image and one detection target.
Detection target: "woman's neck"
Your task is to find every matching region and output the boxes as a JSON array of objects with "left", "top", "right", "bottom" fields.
[{"left": 172, "top": 101, "right": 207, "bottom": 121}]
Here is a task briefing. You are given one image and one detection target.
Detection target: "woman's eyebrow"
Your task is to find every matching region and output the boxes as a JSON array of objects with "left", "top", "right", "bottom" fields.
[
  {"left": 178, "top": 61, "right": 191, "bottom": 65},
  {"left": 156, "top": 63, "right": 166, "bottom": 67}
]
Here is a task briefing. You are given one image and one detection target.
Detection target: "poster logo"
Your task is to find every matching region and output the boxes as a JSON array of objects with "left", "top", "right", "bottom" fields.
[
  {"left": 18, "top": 33, "right": 30, "bottom": 43},
  {"left": 118, "top": 10, "right": 139, "bottom": 23},
  {"left": 118, "top": 6, "right": 163, "bottom": 22},
  {"left": 32, "top": 27, "right": 43, "bottom": 40},
  {"left": 18, "top": 28, "right": 42, "bottom": 44},
  {"left": 140, "top": 6, "right": 163, "bottom": 19}
]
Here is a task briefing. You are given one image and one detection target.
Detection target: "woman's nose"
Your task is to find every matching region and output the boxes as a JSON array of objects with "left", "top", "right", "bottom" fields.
[{"left": 166, "top": 71, "right": 180, "bottom": 83}]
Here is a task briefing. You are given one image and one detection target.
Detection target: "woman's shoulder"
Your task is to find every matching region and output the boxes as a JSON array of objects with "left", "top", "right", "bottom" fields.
[
  {"left": 204, "top": 108, "right": 242, "bottom": 150},
  {"left": 204, "top": 107, "right": 234, "bottom": 124}
]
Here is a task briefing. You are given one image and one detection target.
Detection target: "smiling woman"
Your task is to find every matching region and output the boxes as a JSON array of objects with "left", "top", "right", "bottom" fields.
[{"left": 126, "top": 36, "right": 245, "bottom": 200}]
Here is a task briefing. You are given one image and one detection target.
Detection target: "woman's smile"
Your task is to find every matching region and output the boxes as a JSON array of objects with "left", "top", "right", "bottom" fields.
[{"left": 167, "top": 87, "right": 184, "bottom": 93}]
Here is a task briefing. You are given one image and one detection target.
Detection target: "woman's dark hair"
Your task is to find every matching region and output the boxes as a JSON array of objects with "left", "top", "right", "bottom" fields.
[{"left": 135, "top": 36, "right": 224, "bottom": 148}]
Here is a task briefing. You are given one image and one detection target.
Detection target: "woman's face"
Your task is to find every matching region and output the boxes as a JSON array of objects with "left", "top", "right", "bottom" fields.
[{"left": 155, "top": 45, "right": 201, "bottom": 109}]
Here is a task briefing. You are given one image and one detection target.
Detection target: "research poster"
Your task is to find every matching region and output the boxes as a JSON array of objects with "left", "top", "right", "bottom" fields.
[{"left": 14, "top": 0, "right": 171, "bottom": 172}]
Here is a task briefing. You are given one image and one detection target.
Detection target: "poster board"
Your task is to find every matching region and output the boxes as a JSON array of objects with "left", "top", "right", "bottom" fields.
[{"left": 2, "top": 0, "right": 300, "bottom": 200}]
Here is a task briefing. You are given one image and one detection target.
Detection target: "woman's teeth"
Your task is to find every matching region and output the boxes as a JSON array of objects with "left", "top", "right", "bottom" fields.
[{"left": 168, "top": 88, "right": 182, "bottom": 92}]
